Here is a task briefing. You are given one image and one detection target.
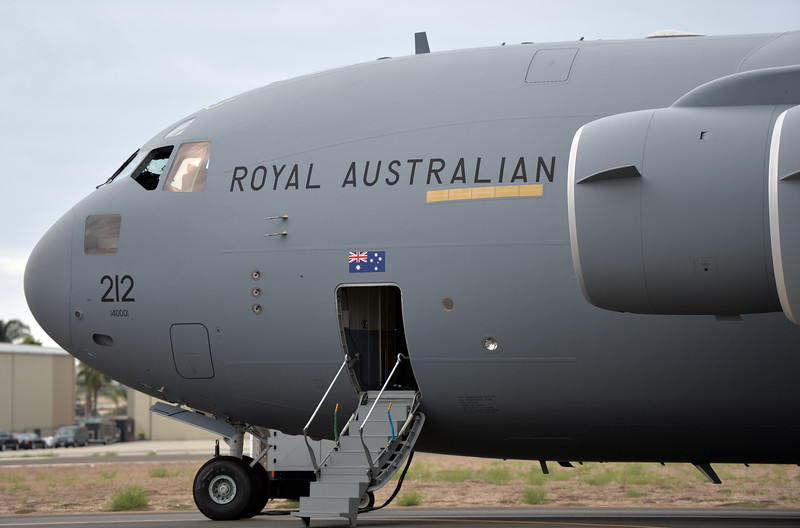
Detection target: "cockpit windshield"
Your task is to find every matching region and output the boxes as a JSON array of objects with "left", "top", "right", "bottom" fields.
[
  {"left": 132, "top": 146, "right": 174, "bottom": 190},
  {"left": 162, "top": 142, "right": 210, "bottom": 192}
]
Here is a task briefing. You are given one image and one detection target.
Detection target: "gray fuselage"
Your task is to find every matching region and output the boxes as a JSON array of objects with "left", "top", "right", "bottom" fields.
[{"left": 25, "top": 31, "right": 800, "bottom": 464}]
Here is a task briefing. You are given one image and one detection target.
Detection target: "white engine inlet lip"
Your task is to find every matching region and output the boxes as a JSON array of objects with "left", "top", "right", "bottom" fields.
[
  {"left": 768, "top": 109, "right": 796, "bottom": 324},
  {"left": 567, "top": 125, "right": 592, "bottom": 306}
]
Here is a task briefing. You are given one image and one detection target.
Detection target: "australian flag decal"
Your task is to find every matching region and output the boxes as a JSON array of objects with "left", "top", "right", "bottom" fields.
[{"left": 349, "top": 251, "right": 386, "bottom": 273}]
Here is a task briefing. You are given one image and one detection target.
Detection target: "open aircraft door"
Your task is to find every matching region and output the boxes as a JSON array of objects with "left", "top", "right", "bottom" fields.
[{"left": 336, "top": 285, "right": 418, "bottom": 393}]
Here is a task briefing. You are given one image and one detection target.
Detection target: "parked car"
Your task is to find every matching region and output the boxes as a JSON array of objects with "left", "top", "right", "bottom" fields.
[
  {"left": 53, "top": 425, "right": 89, "bottom": 447},
  {"left": 0, "top": 430, "right": 18, "bottom": 451},
  {"left": 14, "top": 433, "right": 47, "bottom": 449}
]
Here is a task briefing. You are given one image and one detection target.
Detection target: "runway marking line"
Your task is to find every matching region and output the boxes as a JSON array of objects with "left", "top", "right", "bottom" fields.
[{"left": 373, "top": 517, "right": 671, "bottom": 528}]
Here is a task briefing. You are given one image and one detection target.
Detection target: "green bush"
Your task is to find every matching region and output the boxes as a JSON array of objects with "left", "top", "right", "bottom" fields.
[
  {"left": 480, "top": 462, "right": 512, "bottom": 485},
  {"left": 521, "top": 486, "right": 546, "bottom": 505},
  {"left": 582, "top": 468, "right": 617, "bottom": 486},
  {"left": 109, "top": 485, "right": 149, "bottom": 511},
  {"left": 396, "top": 490, "right": 422, "bottom": 506}
]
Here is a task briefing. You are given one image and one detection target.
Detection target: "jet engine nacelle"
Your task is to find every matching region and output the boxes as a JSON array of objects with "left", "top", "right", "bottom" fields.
[{"left": 568, "top": 66, "right": 800, "bottom": 319}]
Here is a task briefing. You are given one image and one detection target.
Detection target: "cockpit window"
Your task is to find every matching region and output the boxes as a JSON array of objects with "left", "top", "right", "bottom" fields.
[
  {"left": 162, "top": 142, "right": 210, "bottom": 192},
  {"left": 132, "top": 146, "right": 174, "bottom": 190},
  {"left": 84, "top": 215, "right": 121, "bottom": 255}
]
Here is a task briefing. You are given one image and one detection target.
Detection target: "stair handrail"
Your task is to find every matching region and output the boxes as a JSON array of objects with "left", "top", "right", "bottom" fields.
[
  {"left": 303, "top": 354, "right": 350, "bottom": 472},
  {"left": 359, "top": 353, "right": 408, "bottom": 473}
]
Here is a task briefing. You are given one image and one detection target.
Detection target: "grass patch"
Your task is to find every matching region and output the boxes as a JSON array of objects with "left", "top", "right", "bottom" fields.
[
  {"left": 148, "top": 468, "right": 175, "bottom": 478},
  {"left": 396, "top": 461, "right": 432, "bottom": 481},
  {"left": 396, "top": 490, "right": 422, "bottom": 506},
  {"left": 99, "top": 470, "right": 117, "bottom": 481},
  {"left": 618, "top": 464, "right": 663, "bottom": 485},
  {"left": 521, "top": 486, "right": 547, "bottom": 504},
  {"left": 431, "top": 468, "right": 473, "bottom": 482},
  {"left": 104, "top": 451, "right": 118, "bottom": 457},
  {"left": 524, "top": 464, "right": 572, "bottom": 485},
  {"left": 582, "top": 467, "right": 617, "bottom": 486},
  {"left": 9, "top": 482, "right": 30, "bottom": 492},
  {"left": 479, "top": 462, "right": 512, "bottom": 485},
  {"left": 147, "top": 451, "right": 157, "bottom": 456},
  {"left": 19, "top": 451, "right": 57, "bottom": 459},
  {"left": 109, "top": 485, "right": 149, "bottom": 511}
]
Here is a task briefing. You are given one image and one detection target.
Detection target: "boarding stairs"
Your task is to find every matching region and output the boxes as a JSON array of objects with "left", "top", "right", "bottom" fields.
[{"left": 292, "top": 356, "right": 424, "bottom": 527}]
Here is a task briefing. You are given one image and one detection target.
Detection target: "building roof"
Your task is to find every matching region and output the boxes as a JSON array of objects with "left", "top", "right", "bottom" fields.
[{"left": 0, "top": 343, "right": 70, "bottom": 356}]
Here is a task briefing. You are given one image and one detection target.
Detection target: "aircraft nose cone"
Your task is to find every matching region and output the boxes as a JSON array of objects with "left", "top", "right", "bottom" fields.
[{"left": 24, "top": 211, "right": 74, "bottom": 350}]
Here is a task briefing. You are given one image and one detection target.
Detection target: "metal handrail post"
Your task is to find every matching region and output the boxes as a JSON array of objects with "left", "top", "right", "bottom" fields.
[
  {"left": 359, "top": 353, "right": 407, "bottom": 471},
  {"left": 302, "top": 355, "right": 349, "bottom": 472}
]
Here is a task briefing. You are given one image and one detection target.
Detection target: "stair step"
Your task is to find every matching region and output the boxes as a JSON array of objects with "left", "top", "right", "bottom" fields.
[
  {"left": 355, "top": 419, "right": 403, "bottom": 437},
  {"left": 338, "top": 434, "right": 388, "bottom": 453},
  {"left": 309, "top": 480, "right": 365, "bottom": 498},
  {"left": 298, "top": 496, "right": 359, "bottom": 514},
  {"left": 327, "top": 449, "right": 374, "bottom": 467},
  {"left": 317, "top": 465, "right": 370, "bottom": 478},
  {"left": 317, "top": 471, "right": 371, "bottom": 483}
]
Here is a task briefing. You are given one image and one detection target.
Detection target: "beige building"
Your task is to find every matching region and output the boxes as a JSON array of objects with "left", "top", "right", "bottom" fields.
[{"left": 0, "top": 343, "right": 74, "bottom": 435}]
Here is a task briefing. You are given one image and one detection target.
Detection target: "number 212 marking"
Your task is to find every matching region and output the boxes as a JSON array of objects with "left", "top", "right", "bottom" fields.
[{"left": 101, "top": 275, "right": 135, "bottom": 303}]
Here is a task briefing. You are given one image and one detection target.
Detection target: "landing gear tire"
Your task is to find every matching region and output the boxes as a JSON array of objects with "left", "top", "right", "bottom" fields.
[
  {"left": 193, "top": 456, "right": 253, "bottom": 520},
  {"left": 239, "top": 456, "right": 269, "bottom": 518},
  {"left": 359, "top": 490, "right": 375, "bottom": 510}
]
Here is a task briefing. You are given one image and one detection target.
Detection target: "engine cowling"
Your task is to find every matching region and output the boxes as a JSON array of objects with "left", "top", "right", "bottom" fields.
[{"left": 568, "top": 66, "right": 800, "bottom": 319}]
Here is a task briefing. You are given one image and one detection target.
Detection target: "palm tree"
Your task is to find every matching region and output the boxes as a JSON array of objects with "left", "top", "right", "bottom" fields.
[
  {"left": 0, "top": 319, "right": 32, "bottom": 343},
  {"left": 76, "top": 362, "right": 112, "bottom": 416}
]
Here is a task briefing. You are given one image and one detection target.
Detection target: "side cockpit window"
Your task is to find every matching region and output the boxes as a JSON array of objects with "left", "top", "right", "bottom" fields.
[
  {"left": 132, "top": 146, "right": 174, "bottom": 190},
  {"left": 84, "top": 215, "right": 121, "bottom": 254},
  {"left": 162, "top": 142, "right": 210, "bottom": 192}
]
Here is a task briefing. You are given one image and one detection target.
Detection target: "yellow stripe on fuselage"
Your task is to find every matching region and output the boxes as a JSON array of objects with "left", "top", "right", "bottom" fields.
[{"left": 426, "top": 184, "right": 543, "bottom": 203}]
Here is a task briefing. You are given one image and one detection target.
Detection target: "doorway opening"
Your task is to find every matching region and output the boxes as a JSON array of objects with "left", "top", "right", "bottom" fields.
[{"left": 337, "top": 285, "right": 417, "bottom": 392}]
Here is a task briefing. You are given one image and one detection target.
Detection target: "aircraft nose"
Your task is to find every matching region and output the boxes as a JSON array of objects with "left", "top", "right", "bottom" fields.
[{"left": 24, "top": 210, "right": 74, "bottom": 350}]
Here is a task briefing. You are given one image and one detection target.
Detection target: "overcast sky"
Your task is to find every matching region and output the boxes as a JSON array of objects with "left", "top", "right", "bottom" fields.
[{"left": 2, "top": 0, "right": 798, "bottom": 346}]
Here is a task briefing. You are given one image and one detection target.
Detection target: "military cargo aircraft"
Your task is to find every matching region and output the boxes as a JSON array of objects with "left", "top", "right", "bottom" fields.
[{"left": 24, "top": 30, "right": 800, "bottom": 526}]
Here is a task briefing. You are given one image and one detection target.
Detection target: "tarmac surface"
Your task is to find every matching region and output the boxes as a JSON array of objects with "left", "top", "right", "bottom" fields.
[
  {"left": 0, "top": 439, "right": 214, "bottom": 459},
  {"left": 0, "top": 440, "right": 214, "bottom": 468},
  {"left": 0, "top": 439, "right": 214, "bottom": 465},
  {"left": 0, "top": 509, "right": 799, "bottom": 528}
]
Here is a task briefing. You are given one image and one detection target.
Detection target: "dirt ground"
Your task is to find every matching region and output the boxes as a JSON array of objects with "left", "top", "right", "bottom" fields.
[{"left": 0, "top": 453, "right": 798, "bottom": 515}]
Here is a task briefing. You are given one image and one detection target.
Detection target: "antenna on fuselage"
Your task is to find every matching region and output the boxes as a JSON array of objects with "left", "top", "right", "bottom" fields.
[{"left": 415, "top": 32, "right": 430, "bottom": 54}]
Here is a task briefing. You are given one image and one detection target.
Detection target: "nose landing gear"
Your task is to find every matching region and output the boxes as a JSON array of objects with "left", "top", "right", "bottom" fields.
[
  {"left": 193, "top": 455, "right": 268, "bottom": 520},
  {"left": 192, "top": 427, "right": 269, "bottom": 521}
]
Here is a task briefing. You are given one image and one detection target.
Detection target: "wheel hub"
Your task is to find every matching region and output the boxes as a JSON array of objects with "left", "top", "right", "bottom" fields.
[{"left": 208, "top": 475, "right": 237, "bottom": 504}]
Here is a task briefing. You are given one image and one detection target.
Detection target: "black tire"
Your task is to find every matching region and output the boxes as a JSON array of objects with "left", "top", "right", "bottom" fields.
[
  {"left": 193, "top": 456, "right": 253, "bottom": 520},
  {"left": 239, "top": 456, "right": 269, "bottom": 518},
  {"left": 359, "top": 490, "right": 375, "bottom": 510}
]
